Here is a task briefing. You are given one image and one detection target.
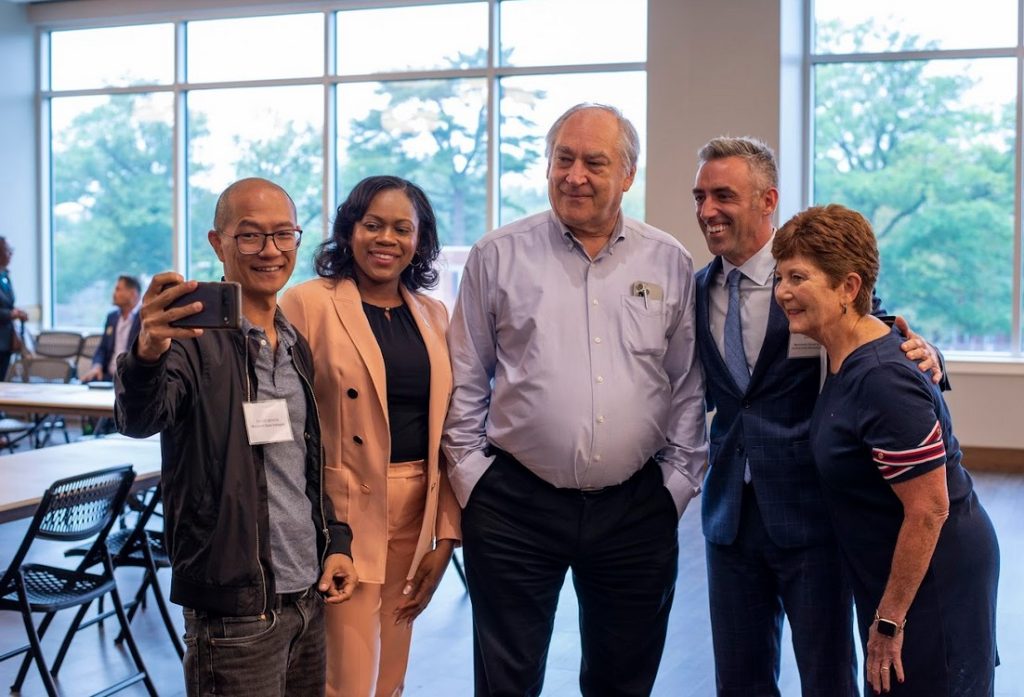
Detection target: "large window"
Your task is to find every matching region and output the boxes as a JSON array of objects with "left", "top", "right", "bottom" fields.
[
  {"left": 43, "top": 1, "right": 647, "bottom": 324},
  {"left": 810, "top": 0, "right": 1021, "bottom": 354}
]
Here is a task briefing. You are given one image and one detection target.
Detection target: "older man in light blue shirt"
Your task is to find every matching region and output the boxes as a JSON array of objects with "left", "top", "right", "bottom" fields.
[{"left": 443, "top": 103, "right": 707, "bottom": 697}]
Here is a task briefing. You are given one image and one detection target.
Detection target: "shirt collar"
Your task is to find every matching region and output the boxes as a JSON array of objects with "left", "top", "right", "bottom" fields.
[
  {"left": 241, "top": 307, "right": 297, "bottom": 350},
  {"left": 720, "top": 231, "right": 777, "bottom": 287},
  {"left": 555, "top": 210, "right": 627, "bottom": 255}
]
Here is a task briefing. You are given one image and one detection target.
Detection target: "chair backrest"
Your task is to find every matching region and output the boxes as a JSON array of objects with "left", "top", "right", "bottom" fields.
[
  {"left": 31, "top": 331, "right": 84, "bottom": 360},
  {"left": 9, "top": 356, "right": 75, "bottom": 384},
  {"left": 0, "top": 465, "right": 136, "bottom": 595},
  {"left": 78, "top": 333, "right": 104, "bottom": 376},
  {"left": 80, "top": 334, "right": 104, "bottom": 358}
]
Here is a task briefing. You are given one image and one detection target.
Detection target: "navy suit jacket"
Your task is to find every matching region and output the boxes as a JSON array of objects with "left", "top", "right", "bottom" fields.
[
  {"left": 0, "top": 270, "right": 17, "bottom": 353},
  {"left": 93, "top": 309, "right": 141, "bottom": 379},
  {"left": 696, "top": 257, "right": 833, "bottom": 549}
]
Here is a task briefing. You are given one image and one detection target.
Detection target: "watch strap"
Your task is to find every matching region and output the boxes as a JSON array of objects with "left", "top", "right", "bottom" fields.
[{"left": 873, "top": 611, "right": 906, "bottom": 637}]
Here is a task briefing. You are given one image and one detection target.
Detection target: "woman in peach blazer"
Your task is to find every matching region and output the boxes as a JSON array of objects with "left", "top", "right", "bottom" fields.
[{"left": 280, "top": 176, "right": 460, "bottom": 697}]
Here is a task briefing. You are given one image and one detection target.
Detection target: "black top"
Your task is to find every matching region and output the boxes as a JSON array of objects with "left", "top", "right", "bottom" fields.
[{"left": 362, "top": 302, "right": 431, "bottom": 462}]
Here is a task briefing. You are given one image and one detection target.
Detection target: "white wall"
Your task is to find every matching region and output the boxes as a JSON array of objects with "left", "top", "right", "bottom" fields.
[
  {"left": 6, "top": 0, "right": 1024, "bottom": 450},
  {"left": 0, "top": 2, "right": 38, "bottom": 319}
]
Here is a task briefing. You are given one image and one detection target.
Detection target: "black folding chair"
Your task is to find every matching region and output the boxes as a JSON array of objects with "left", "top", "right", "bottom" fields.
[
  {"left": 0, "top": 465, "right": 158, "bottom": 697},
  {"left": 67, "top": 484, "right": 184, "bottom": 658}
]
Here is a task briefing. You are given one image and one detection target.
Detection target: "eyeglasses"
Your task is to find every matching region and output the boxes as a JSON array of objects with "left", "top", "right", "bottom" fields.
[{"left": 220, "top": 229, "right": 303, "bottom": 255}]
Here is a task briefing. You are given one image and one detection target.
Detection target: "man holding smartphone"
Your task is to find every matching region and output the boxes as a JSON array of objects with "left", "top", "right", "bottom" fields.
[{"left": 115, "top": 177, "right": 357, "bottom": 697}]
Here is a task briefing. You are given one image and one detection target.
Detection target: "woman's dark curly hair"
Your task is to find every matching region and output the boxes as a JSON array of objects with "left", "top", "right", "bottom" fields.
[{"left": 314, "top": 175, "right": 440, "bottom": 291}]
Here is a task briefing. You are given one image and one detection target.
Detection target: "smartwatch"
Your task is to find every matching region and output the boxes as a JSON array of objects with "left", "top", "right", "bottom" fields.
[{"left": 874, "top": 611, "right": 905, "bottom": 637}]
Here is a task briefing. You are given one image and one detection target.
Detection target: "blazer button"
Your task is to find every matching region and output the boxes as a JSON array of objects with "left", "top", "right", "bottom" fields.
[
  {"left": 360, "top": 483, "right": 371, "bottom": 494},
  {"left": 347, "top": 388, "right": 358, "bottom": 399},
  {"left": 353, "top": 435, "right": 363, "bottom": 445},
  {"left": 742, "top": 401, "right": 751, "bottom": 409}
]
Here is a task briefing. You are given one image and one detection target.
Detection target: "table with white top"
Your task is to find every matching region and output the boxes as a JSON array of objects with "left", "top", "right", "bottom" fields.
[
  {"left": 0, "top": 435, "right": 160, "bottom": 523},
  {"left": 0, "top": 381, "right": 116, "bottom": 419}
]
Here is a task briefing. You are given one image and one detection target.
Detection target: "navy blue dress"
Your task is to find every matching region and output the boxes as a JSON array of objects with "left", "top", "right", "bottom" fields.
[{"left": 810, "top": 330, "right": 999, "bottom": 696}]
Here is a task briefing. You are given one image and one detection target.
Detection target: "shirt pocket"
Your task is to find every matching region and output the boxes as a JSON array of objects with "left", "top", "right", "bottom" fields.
[{"left": 621, "top": 295, "right": 668, "bottom": 356}]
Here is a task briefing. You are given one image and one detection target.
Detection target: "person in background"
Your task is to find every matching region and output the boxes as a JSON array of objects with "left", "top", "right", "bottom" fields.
[
  {"left": 0, "top": 236, "right": 29, "bottom": 380},
  {"left": 691, "top": 138, "right": 945, "bottom": 697},
  {"left": 81, "top": 274, "right": 142, "bottom": 383},
  {"left": 116, "top": 177, "right": 357, "bottom": 697},
  {"left": 773, "top": 204, "right": 999, "bottom": 696},
  {"left": 280, "top": 175, "right": 459, "bottom": 697},
  {"left": 444, "top": 103, "right": 707, "bottom": 696}
]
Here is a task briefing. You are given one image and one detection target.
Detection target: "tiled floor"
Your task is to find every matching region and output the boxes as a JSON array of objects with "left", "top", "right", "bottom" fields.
[{"left": 0, "top": 464, "right": 1020, "bottom": 696}]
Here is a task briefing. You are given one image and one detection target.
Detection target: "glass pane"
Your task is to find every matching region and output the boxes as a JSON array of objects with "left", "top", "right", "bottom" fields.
[
  {"left": 187, "top": 86, "right": 323, "bottom": 285},
  {"left": 50, "top": 25, "right": 174, "bottom": 90},
  {"left": 337, "top": 79, "right": 487, "bottom": 311},
  {"left": 51, "top": 93, "right": 173, "bottom": 326},
  {"left": 337, "top": 4, "right": 487, "bottom": 75},
  {"left": 814, "top": 0, "right": 1016, "bottom": 53},
  {"left": 498, "top": 72, "right": 646, "bottom": 227},
  {"left": 500, "top": 0, "right": 646, "bottom": 67},
  {"left": 187, "top": 14, "right": 324, "bottom": 83},
  {"left": 813, "top": 58, "right": 1015, "bottom": 351},
  {"left": 336, "top": 79, "right": 487, "bottom": 248}
]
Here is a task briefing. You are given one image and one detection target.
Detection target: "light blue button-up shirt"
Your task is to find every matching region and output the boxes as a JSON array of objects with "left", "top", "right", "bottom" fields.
[{"left": 443, "top": 210, "right": 708, "bottom": 516}]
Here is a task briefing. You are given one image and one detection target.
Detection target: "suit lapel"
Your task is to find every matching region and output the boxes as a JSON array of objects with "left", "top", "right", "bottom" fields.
[
  {"left": 332, "top": 280, "right": 389, "bottom": 416},
  {"left": 0, "top": 273, "right": 14, "bottom": 306},
  {"left": 748, "top": 278, "right": 790, "bottom": 388},
  {"left": 700, "top": 257, "right": 747, "bottom": 396}
]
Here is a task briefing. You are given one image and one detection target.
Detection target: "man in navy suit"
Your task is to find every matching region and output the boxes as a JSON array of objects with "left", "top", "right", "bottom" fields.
[
  {"left": 691, "top": 137, "right": 944, "bottom": 696},
  {"left": 81, "top": 275, "right": 142, "bottom": 383}
]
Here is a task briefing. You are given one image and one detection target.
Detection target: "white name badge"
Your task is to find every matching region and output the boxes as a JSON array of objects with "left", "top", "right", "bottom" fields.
[
  {"left": 788, "top": 333, "right": 822, "bottom": 359},
  {"left": 242, "top": 399, "right": 294, "bottom": 445}
]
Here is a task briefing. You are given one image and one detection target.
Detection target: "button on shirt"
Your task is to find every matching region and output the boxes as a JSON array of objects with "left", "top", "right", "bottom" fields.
[{"left": 443, "top": 210, "right": 707, "bottom": 515}]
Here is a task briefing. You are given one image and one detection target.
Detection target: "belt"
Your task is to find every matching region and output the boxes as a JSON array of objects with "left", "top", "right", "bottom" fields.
[{"left": 273, "top": 585, "right": 312, "bottom": 610}]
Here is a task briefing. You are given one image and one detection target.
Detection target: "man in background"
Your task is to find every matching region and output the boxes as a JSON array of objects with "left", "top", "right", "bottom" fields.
[{"left": 81, "top": 274, "right": 141, "bottom": 383}]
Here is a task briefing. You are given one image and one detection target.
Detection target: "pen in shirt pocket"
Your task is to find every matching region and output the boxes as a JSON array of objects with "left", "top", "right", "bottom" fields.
[{"left": 631, "top": 281, "right": 663, "bottom": 309}]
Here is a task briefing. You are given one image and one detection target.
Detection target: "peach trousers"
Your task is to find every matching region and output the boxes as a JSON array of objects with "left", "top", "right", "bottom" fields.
[{"left": 325, "top": 460, "right": 426, "bottom": 697}]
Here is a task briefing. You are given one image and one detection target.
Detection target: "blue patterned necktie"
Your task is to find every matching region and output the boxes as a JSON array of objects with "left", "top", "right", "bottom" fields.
[{"left": 725, "top": 269, "right": 750, "bottom": 393}]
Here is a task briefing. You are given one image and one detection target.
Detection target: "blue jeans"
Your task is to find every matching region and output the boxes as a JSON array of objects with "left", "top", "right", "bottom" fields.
[{"left": 182, "top": 588, "right": 326, "bottom": 697}]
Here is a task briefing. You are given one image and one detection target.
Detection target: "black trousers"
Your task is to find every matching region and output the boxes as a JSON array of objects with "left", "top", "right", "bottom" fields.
[{"left": 462, "top": 449, "right": 679, "bottom": 697}]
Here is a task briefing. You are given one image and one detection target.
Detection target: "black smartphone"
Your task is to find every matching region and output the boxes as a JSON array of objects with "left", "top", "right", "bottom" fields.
[{"left": 167, "top": 281, "right": 242, "bottom": 330}]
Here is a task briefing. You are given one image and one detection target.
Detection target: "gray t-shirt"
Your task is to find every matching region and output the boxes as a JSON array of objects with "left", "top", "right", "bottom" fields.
[{"left": 243, "top": 311, "right": 318, "bottom": 593}]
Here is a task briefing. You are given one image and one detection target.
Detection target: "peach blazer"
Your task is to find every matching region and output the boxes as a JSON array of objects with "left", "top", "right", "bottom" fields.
[{"left": 280, "top": 277, "right": 461, "bottom": 584}]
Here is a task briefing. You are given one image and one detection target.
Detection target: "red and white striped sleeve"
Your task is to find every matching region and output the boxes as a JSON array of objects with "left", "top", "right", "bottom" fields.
[{"left": 871, "top": 420, "right": 945, "bottom": 481}]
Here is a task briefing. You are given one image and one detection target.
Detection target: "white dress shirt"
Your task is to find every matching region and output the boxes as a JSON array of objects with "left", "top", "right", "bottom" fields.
[{"left": 708, "top": 234, "right": 777, "bottom": 375}]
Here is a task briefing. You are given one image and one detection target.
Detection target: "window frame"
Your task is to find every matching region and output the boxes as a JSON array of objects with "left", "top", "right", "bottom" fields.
[
  {"left": 804, "top": 0, "right": 1024, "bottom": 357},
  {"left": 38, "top": 1, "right": 647, "bottom": 325}
]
